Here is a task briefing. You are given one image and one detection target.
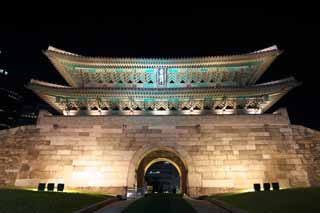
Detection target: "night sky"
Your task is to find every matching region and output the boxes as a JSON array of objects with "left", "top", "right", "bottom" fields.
[{"left": 0, "top": 9, "right": 319, "bottom": 129}]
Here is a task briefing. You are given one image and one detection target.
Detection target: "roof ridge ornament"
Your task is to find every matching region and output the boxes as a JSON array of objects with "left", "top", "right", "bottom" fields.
[
  {"left": 30, "top": 79, "right": 71, "bottom": 88},
  {"left": 251, "top": 45, "right": 279, "bottom": 54},
  {"left": 47, "top": 46, "right": 79, "bottom": 56}
]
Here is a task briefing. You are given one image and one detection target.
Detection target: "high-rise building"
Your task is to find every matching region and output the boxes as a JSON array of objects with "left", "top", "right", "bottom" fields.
[{"left": 0, "top": 65, "right": 23, "bottom": 130}]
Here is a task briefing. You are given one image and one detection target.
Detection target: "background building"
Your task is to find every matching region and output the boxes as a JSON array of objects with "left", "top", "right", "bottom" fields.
[
  {"left": 0, "top": 50, "right": 50, "bottom": 129},
  {"left": 0, "top": 87, "right": 22, "bottom": 130},
  {"left": 0, "top": 56, "right": 24, "bottom": 129}
]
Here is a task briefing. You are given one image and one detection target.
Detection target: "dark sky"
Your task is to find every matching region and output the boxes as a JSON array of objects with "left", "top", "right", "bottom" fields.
[{"left": 0, "top": 9, "right": 319, "bottom": 129}]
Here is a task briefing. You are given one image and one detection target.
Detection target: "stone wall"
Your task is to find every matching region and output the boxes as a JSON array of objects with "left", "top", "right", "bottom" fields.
[{"left": 0, "top": 108, "right": 320, "bottom": 197}]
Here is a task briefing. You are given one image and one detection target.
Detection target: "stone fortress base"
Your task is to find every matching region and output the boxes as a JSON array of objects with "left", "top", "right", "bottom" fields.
[{"left": 1, "top": 108, "right": 320, "bottom": 197}]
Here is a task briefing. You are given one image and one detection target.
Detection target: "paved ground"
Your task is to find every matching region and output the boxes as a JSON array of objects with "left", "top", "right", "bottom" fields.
[
  {"left": 184, "top": 197, "right": 230, "bottom": 213},
  {"left": 95, "top": 196, "right": 230, "bottom": 213},
  {"left": 94, "top": 200, "right": 135, "bottom": 213}
]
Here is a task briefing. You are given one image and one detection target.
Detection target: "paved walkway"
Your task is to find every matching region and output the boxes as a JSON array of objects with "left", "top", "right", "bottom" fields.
[
  {"left": 94, "top": 199, "right": 135, "bottom": 213},
  {"left": 184, "top": 197, "right": 230, "bottom": 213},
  {"left": 94, "top": 196, "right": 234, "bottom": 213}
]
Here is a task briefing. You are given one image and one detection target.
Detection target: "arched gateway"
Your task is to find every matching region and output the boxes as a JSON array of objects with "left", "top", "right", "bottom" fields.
[
  {"left": 127, "top": 146, "right": 191, "bottom": 194},
  {"left": 136, "top": 150, "right": 188, "bottom": 193}
]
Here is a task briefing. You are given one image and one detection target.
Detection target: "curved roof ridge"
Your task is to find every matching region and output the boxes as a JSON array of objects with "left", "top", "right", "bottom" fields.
[
  {"left": 48, "top": 46, "right": 79, "bottom": 56},
  {"left": 30, "top": 79, "right": 71, "bottom": 88},
  {"left": 45, "top": 45, "right": 281, "bottom": 62},
  {"left": 253, "top": 77, "right": 298, "bottom": 87},
  {"left": 250, "top": 45, "right": 279, "bottom": 54}
]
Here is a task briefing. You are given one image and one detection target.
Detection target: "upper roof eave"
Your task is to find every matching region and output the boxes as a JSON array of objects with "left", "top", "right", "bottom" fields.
[
  {"left": 44, "top": 45, "right": 282, "bottom": 66},
  {"left": 27, "top": 77, "right": 300, "bottom": 97}
]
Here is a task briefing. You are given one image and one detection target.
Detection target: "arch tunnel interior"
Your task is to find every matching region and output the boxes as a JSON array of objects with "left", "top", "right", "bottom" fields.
[{"left": 136, "top": 150, "right": 188, "bottom": 194}]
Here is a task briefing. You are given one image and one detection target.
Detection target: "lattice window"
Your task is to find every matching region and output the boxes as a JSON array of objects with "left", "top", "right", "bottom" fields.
[
  {"left": 214, "top": 99, "right": 225, "bottom": 110},
  {"left": 88, "top": 102, "right": 100, "bottom": 110},
  {"left": 167, "top": 72, "right": 176, "bottom": 84},
  {"left": 168, "top": 101, "right": 179, "bottom": 110},
  {"left": 114, "top": 72, "right": 124, "bottom": 84},
  {"left": 192, "top": 100, "right": 203, "bottom": 110},
  {"left": 134, "top": 69, "right": 145, "bottom": 83},
  {"left": 146, "top": 72, "right": 155, "bottom": 84},
  {"left": 124, "top": 70, "right": 134, "bottom": 83},
  {"left": 119, "top": 101, "right": 131, "bottom": 110},
  {"left": 227, "top": 100, "right": 236, "bottom": 109},
  {"left": 209, "top": 69, "right": 216, "bottom": 83},
  {"left": 245, "top": 98, "right": 263, "bottom": 110},
  {"left": 191, "top": 70, "right": 197, "bottom": 83},
  {"left": 221, "top": 71, "right": 230, "bottom": 82},
  {"left": 65, "top": 102, "right": 78, "bottom": 111},
  {"left": 92, "top": 72, "right": 102, "bottom": 84},
  {"left": 144, "top": 102, "right": 155, "bottom": 110},
  {"left": 81, "top": 72, "right": 90, "bottom": 85},
  {"left": 135, "top": 101, "right": 144, "bottom": 110},
  {"left": 199, "top": 71, "right": 208, "bottom": 83},
  {"left": 177, "top": 70, "right": 187, "bottom": 84},
  {"left": 210, "top": 69, "right": 223, "bottom": 83},
  {"left": 155, "top": 101, "right": 168, "bottom": 110},
  {"left": 131, "top": 101, "right": 144, "bottom": 110},
  {"left": 97, "top": 98, "right": 110, "bottom": 110},
  {"left": 179, "top": 100, "right": 192, "bottom": 110},
  {"left": 103, "top": 70, "right": 115, "bottom": 84}
]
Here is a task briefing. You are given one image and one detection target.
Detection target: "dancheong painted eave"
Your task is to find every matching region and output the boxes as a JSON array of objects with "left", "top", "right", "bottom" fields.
[
  {"left": 44, "top": 46, "right": 282, "bottom": 88},
  {"left": 27, "top": 77, "right": 300, "bottom": 116}
]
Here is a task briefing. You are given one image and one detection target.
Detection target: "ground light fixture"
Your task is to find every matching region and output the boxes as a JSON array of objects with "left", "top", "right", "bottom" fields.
[
  {"left": 263, "top": 183, "right": 271, "bottom": 191},
  {"left": 47, "top": 183, "right": 55, "bottom": 192},
  {"left": 272, "top": 182, "right": 280, "bottom": 191},
  {"left": 253, "top": 183, "right": 261, "bottom": 192},
  {"left": 37, "top": 183, "right": 46, "bottom": 191},
  {"left": 57, "top": 183, "right": 64, "bottom": 192}
]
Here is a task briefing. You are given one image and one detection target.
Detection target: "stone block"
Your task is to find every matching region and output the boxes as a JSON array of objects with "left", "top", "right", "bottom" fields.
[
  {"left": 15, "top": 178, "right": 39, "bottom": 187},
  {"left": 188, "top": 173, "right": 201, "bottom": 187},
  {"left": 79, "top": 132, "right": 90, "bottom": 136},
  {"left": 262, "top": 154, "right": 271, "bottom": 159},
  {"left": 202, "top": 179, "right": 234, "bottom": 187},
  {"left": 57, "top": 150, "right": 72, "bottom": 155}
]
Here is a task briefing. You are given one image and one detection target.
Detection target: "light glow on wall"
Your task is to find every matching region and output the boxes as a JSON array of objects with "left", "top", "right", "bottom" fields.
[{"left": 71, "top": 171, "right": 103, "bottom": 187}]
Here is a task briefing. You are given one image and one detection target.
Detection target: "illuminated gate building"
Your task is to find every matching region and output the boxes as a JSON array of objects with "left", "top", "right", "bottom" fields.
[{"left": 1, "top": 45, "right": 320, "bottom": 197}]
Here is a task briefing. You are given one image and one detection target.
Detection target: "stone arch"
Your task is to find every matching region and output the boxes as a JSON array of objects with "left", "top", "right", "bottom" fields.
[
  {"left": 136, "top": 150, "right": 188, "bottom": 193},
  {"left": 144, "top": 158, "right": 182, "bottom": 178},
  {"left": 126, "top": 144, "right": 193, "bottom": 194}
]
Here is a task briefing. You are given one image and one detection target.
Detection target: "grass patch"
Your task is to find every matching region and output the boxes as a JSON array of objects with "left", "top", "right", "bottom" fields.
[
  {"left": 123, "top": 193, "right": 196, "bottom": 213},
  {"left": 210, "top": 187, "right": 320, "bottom": 213},
  {"left": 0, "top": 187, "right": 112, "bottom": 213}
]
